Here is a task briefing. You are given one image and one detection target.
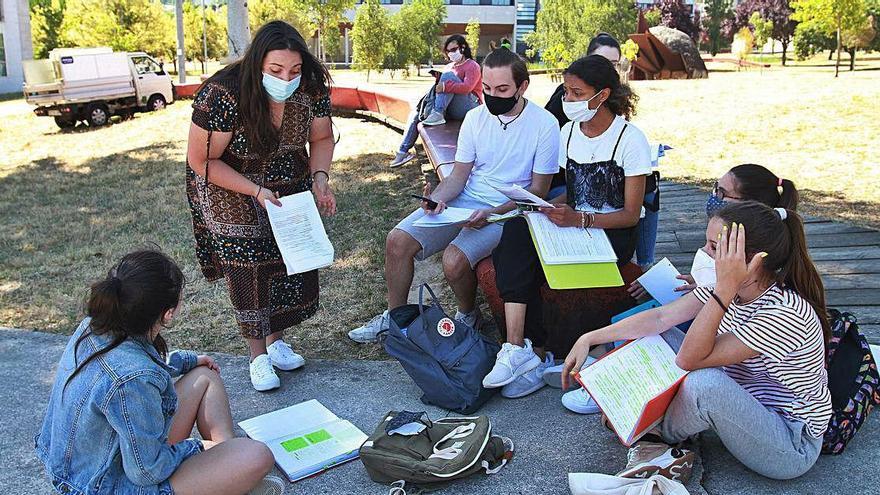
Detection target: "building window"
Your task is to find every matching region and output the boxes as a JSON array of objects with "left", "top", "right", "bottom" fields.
[
  {"left": 0, "top": 31, "right": 6, "bottom": 78},
  {"left": 491, "top": 0, "right": 511, "bottom": 4}
]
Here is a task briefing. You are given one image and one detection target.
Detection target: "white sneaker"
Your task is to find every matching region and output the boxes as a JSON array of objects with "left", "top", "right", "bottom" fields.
[
  {"left": 502, "top": 352, "right": 554, "bottom": 398},
  {"left": 542, "top": 355, "right": 597, "bottom": 390},
  {"left": 454, "top": 309, "right": 483, "bottom": 332},
  {"left": 248, "top": 474, "right": 286, "bottom": 495},
  {"left": 561, "top": 387, "right": 601, "bottom": 414},
  {"left": 348, "top": 311, "right": 389, "bottom": 343},
  {"left": 482, "top": 339, "right": 541, "bottom": 388},
  {"left": 390, "top": 151, "right": 415, "bottom": 168},
  {"left": 249, "top": 354, "right": 280, "bottom": 392},
  {"left": 421, "top": 111, "right": 446, "bottom": 126},
  {"left": 267, "top": 340, "right": 305, "bottom": 371}
]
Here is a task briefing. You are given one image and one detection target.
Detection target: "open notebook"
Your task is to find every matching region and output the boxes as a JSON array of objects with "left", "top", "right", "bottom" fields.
[
  {"left": 575, "top": 335, "right": 689, "bottom": 446},
  {"left": 524, "top": 212, "right": 617, "bottom": 265},
  {"left": 238, "top": 400, "right": 368, "bottom": 482}
]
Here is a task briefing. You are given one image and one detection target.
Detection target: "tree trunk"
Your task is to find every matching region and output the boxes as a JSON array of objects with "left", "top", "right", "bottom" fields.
[
  {"left": 848, "top": 47, "right": 856, "bottom": 71},
  {"left": 781, "top": 40, "right": 788, "bottom": 66},
  {"left": 227, "top": 0, "right": 250, "bottom": 61},
  {"left": 835, "top": 26, "right": 841, "bottom": 78}
]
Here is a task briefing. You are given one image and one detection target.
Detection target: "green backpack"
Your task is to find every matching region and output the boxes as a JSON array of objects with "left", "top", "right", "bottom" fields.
[{"left": 359, "top": 411, "right": 514, "bottom": 492}]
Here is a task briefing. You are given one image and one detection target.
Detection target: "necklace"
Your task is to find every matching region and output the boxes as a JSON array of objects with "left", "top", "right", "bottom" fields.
[{"left": 497, "top": 99, "right": 527, "bottom": 130}]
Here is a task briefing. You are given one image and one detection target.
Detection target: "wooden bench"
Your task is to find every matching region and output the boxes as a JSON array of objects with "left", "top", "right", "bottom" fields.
[{"left": 416, "top": 119, "right": 642, "bottom": 356}]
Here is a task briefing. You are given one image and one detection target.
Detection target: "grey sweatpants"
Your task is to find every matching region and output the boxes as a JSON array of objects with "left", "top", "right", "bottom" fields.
[{"left": 658, "top": 328, "right": 822, "bottom": 480}]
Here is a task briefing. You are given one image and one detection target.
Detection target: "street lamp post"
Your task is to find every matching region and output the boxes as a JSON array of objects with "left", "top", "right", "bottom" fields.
[
  {"left": 202, "top": 0, "right": 208, "bottom": 74},
  {"left": 175, "top": 0, "right": 186, "bottom": 83}
]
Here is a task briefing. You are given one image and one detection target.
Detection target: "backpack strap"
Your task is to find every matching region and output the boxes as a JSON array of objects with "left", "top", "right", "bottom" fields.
[{"left": 611, "top": 123, "right": 629, "bottom": 161}]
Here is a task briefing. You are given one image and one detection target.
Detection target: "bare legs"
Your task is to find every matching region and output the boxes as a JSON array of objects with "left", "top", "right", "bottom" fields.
[
  {"left": 247, "top": 332, "right": 284, "bottom": 361},
  {"left": 168, "top": 367, "right": 274, "bottom": 495},
  {"left": 502, "top": 302, "right": 544, "bottom": 357},
  {"left": 386, "top": 229, "right": 480, "bottom": 314}
]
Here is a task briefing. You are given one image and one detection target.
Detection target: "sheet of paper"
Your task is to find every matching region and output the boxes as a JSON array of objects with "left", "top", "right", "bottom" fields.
[
  {"left": 412, "top": 206, "right": 474, "bottom": 227},
  {"left": 265, "top": 192, "right": 334, "bottom": 275},
  {"left": 488, "top": 182, "right": 555, "bottom": 208},
  {"left": 578, "top": 335, "right": 687, "bottom": 441},
  {"left": 637, "top": 258, "right": 688, "bottom": 305},
  {"left": 525, "top": 212, "right": 617, "bottom": 264},
  {"left": 487, "top": 210, "right": 521, "bottom": 223}
]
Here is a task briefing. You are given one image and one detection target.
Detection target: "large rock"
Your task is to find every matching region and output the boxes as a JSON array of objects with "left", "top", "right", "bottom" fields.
[{"left": 649, "top": 25, "right": 709, "bottom": 79}]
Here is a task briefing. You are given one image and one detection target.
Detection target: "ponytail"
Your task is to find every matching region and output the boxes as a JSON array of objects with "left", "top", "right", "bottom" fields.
[
  {"left": 778, "top": 211, "right": 830, "bottom": 343},
  {"left": 65, "top": 250, "right": 183, "bottom": 387},
  {"left": 715, "top": 202, "right": 829, "bottom": 345},
  {"left": 728, "top": 164, "right": 800, "bottom": 211}
]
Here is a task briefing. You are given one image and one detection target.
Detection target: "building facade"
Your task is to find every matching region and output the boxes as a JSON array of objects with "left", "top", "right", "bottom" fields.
[{"left": 0, "top": 0, "right": 33, "bottom": 94}]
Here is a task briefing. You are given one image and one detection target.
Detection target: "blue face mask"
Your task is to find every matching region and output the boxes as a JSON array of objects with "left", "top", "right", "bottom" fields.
[
  {"left": 262, "top": 72, "right": 301, "bottom": 102},
  {"left": 705, "top": 193, "right": 728, "bottom": 218}
]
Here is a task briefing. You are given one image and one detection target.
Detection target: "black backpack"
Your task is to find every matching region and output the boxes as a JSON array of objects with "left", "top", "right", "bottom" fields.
[{"left": 822, "top": 309, "right": 880, "bottom": 454}]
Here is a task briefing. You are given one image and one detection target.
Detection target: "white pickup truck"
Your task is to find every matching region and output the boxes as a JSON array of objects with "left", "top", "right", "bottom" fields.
[{"left": 22, "top": 48, "right": 175, "bottom": 128}]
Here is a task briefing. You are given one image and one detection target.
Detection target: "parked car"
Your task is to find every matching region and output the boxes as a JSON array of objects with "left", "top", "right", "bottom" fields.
[{"left": 22, "top": 48, "right": 174, "bottom": 129}]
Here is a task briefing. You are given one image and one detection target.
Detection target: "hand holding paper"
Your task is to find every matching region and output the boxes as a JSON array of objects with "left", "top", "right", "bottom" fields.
[
  {"left": 265, "top": 192, "right": 335, "bottom": 275},
  {"left": 636, "top": 258, "right": 688, "bottom": 305}
]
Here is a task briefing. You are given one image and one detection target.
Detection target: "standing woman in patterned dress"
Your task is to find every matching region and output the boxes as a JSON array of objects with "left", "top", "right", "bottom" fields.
[{"left": 185, "top": 21, "right": 336, "bottom": 392}]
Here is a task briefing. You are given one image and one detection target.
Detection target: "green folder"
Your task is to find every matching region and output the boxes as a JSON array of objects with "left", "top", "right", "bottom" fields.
[{"left": 527, "top": 225, "right": 624, "bottom": 289}]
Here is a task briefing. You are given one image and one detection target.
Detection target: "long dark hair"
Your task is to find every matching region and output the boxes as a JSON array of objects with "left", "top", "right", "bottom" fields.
[
  {"left": 564, "top": 55, "right": 638, "bottom": 119},
  {"left": 205, "top": 21, "right": 332, "bottom": 157},
  {"left": 65, "top": 250, "right": 185, "bottom": 387},
  {"left": 587, "top": 33, "right": 621, "bottom": 55},
  {"left": 729, "top": 164, "right": 799, "bottom": 210},
  {"left": 714, "top": 202, "right": 830, "bottom": 343},
  {"left": 445, "top": 34, "right": 473, "bottom": 61}
]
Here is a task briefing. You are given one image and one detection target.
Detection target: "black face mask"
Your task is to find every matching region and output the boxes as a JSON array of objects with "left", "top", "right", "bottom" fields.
[{"left": 483, "top": 89, "right": 520, "bottom": 116}]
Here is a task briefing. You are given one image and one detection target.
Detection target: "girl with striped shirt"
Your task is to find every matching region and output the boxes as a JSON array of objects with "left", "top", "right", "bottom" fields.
[{"left": 562, "top": 201, "right": 832, "bottom": 480}]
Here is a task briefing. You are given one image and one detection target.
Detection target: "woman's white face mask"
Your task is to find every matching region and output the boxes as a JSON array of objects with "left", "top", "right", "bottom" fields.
[
  {"left": 690, "top": 247, "right": 717, "bottom": 287},
  {"left": 562, "top": 90, "right": 603, "bottom": 123}
]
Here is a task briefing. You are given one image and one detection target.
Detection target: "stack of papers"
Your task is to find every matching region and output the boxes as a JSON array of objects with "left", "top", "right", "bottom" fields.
[
  {"left": 524, "top": 212, "right": 617, "bottom": 265},
  {"left": 238, "top": 400, "right": 368, "bottom": 482},
  {"left": 412, "top": 206, "right": 474, "bottom": 227},
  {"left": 636, "top": 258, "right": 688, "bottom": 305},
  {"left": 265, "top": 192, "right": 334, "bottom": 275}
]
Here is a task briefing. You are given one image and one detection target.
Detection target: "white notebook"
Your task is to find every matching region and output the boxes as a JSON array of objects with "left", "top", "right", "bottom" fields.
[
  {"left": 238, "top": 400, "right": 368, "bottom": 482},
  {"left": 524, "top": 212, "right": 617, "bottom": 265},
  {"left": 265, "top": 192, "right": 334, "bottom": 275}
]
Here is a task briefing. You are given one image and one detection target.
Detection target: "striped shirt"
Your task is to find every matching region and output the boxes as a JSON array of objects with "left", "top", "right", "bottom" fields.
[{"left": 693, "top": 285, "right": 832, "bottom": 438}]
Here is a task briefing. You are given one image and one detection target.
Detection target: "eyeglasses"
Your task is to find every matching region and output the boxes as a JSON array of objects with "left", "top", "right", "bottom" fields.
[{"left": 712, "top": 181, "right": 743, "bottom": 201}]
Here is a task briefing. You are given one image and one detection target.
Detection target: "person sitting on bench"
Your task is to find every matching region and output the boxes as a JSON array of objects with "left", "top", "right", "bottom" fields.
[
  {"left": 485, "top": 54, "right": 651, "bottom": 401},
  {"left": 391, "top": 35, "right": 482, "bottom": 168},
  {"left": 349, "top": 48, "right": 559, "bottom": 343}
]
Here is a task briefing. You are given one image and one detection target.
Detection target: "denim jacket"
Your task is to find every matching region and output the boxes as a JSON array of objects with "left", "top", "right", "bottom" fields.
[{"left": 35, "top": 318, "right": 203, "bottom": 494}]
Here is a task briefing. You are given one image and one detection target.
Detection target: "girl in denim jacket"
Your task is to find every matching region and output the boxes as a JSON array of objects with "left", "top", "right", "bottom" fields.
[{"left": 35, "top": 250, "right": 280, "bottom": 495}]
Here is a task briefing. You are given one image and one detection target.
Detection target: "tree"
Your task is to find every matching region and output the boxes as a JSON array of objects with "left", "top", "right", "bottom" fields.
[
  {"left": 183, "top": 3, "right": 227, "bottom": 73},
  {"left": 248, "top": 0, "right": 313, "bottom": 37},
  {"left": 724, "top": 0, "right": 798, "bottom": 64},
  {"left": 351, "top": 0, "right": 388, "bottom": 80},
  {"left": 405, "top": 0, "right": 446, "bottom": 71},
  {"left": 384, "top": 8, "right": 419, "bottom": 74},
  {"left": 228, "top": 0, "right": 250, "bottom": 60},
  {"left": 60, "top": 0, "right": 174, "bottom": 59},
  {"left": 526, "top": 0, "right": 638, "bottom": 67},
  {"left": 842, "top": 12, "right": 877, "bottom": 69},
  {"left": 466, "top": 18, "right": 481, "bottom": 58},
  {"left": 732, "top": 26, "right": 755, "bottom": 64},
  {"left": 793, "top": 0, "right": 869, "bottom": 76},
  {"left": 645, "top": 8, "right": 662, "bottom": 28},
  {"left": 750, "top": 11, "right": 774, "bottom": 52},
  {"left": 299, "top": 0, "right": 357, "bottom": 62},
  {"left": 792, "top": 20, "right": 835, "bottom": 58},
  {"left": 703, "top": 0, "right": 732, "bottom": 56},
  {"left": 658, "top": 0, "right": 701, "bottom": 41},
  {"left": 30, "top": 0, "right": 67, "bottom": 58}
]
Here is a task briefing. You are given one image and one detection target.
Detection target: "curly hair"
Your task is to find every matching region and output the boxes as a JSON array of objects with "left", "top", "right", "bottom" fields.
[{"left": 563, "top": 54, "right": 638, "bottom": 120}]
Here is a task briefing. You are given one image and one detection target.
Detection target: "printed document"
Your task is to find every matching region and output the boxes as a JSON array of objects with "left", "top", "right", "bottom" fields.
[
  {"left": 413, "top": 206, "right": 474, "bottom": 227},
  {"left": 239, "top": 400, "right": 368, "bottom": 482},
  {"left": 488, "top": 182, "right": 555, "bottom": 208},
  {"left": 637, "top": 258, "right": 688, "bottom": 305},
  {"left": 525, "top": 212, "right": 617, "bottom": 264},
  {"left": 578, "top": 335, "right": 688, "bottom": 445},
  {"left": 265, "top": 192, "right": 334, "bottom": 275}
]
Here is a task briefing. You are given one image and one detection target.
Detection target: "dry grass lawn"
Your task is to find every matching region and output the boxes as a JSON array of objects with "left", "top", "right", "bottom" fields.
[{"left": 1, "top": 57, "right": 878, "bottom": 358}]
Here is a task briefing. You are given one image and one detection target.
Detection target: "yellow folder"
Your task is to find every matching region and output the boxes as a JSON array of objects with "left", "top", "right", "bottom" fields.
[{"left": 527, "top": 225, "right": 624, "bottom": 289}]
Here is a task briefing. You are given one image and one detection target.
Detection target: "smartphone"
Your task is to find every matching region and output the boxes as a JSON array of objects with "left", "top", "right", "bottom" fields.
[
  {"left": 515, "top": 202, "right": 542, "bottom": 212},
  {"left": 411, "top": 194, "right": 439, "bottom": 209}
]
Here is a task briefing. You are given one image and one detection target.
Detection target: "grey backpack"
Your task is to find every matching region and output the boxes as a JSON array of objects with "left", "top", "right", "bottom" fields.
[{"left": 359, "top": 411, "right": 513, "bottom": 493}]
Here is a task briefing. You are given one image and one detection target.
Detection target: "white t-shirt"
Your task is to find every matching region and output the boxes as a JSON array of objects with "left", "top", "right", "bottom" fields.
[
  {"left": 454, "top": 100, "right": 560, "bottom": 207},
  {"left": 559, "top": 115, "right": 652, "bottom": 213}
]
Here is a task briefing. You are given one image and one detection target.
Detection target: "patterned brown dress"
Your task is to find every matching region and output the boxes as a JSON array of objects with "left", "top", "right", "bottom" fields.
[{"left": 186, "top": 79, "right": 332, "bottom": 339}]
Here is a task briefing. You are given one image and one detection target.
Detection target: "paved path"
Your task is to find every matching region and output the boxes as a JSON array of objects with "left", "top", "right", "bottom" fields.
[
  {"left": 2, "top": 329, "right": 878, "bottom": 495},
  {"left": 655, "top": 181, "right": 880, "bottom": 344}
]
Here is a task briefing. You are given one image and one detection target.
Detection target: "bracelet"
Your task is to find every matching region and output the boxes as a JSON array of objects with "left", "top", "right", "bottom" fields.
[
  {"left": 710, "top": 291, "right": 728, "bottom": 312},
  {"left": 580, "top": 211, "right": 587, "bottom": 229},
  {"left": 312, "top": 170, "right": 330, "bottom": 181},
  {"left": 255, "top": 185, "right": 263, "bottom": 198},
  {"left": 587, "top": 213, "right": 595, "bottom": 229}
]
